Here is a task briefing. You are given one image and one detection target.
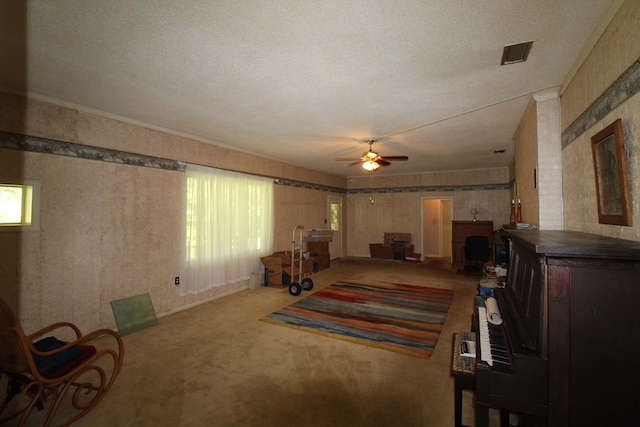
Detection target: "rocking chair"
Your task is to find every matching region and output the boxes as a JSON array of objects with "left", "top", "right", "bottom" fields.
[{"left": 0, "top": 297, "right": 124, "bottom": 426}]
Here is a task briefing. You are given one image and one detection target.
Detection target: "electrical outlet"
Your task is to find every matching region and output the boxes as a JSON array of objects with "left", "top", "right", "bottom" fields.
[{"left": 174, "top": 276, "right": 180, "bottom": 286}]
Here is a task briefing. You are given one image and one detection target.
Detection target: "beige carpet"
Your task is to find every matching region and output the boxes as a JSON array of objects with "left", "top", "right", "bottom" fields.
[{"left": 8, "top": 257, "right": 499, "bottom": 426}]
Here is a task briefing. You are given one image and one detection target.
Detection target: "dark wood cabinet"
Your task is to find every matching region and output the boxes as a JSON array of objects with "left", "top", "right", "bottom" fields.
[
  {"left": 451, "top": 220, "right": 494, "bottom": 269},
  {"left": 504, "top": 230, "right": 640, "bottom": 427}
]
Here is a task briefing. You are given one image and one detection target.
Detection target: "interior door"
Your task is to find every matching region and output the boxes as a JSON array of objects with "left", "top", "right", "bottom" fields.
[
  {"left": 423, "top": 199, "right": 442, "bottom": 257},
  {"left": 422, "top": 198, "right": 452, "bottom": 258},
  {"left": 327, "top": 196, "right": 342, "bottom": 259}
]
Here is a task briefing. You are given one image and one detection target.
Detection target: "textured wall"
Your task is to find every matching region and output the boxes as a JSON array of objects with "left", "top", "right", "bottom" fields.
[
  {"left": 535, "top": 94, "right": 563, "bottom": 230},
  {"left": 272, "top": 184, "right": 335, "bottom": 252},
  {"left": 0, "top": 93, "right": 346, "bottom": 333},
  {"left": 0, "top": 91, "right": 514, "bottom": 331},
  {"left": 561, "top": 0, "right": 640, "bottom": 240},
  {"left": 345, "top": 168, "right": 512, "bottom": 257},
  {"left": 513, "top": 100, "right": 539, "bottom": 226},
  {"left": 561, "top": 1, "right": 640, "bottom": 129},
  {"left": 0, "top": 146, "right": 185, "bottom": 334}
]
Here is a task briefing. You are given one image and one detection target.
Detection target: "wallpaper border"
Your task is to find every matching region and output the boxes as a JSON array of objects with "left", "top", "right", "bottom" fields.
[
  {"left": 0, "top": 130, "right": 510, "bottom": 194},
  {"left": 561, "top": 56, "right": 640, "bottom": 149},
  {"left": 0, "top": 131, "right": 186, "bottom": 172},
  {"left": 345, "top": 182, "right": 510, "bottom": 194}
]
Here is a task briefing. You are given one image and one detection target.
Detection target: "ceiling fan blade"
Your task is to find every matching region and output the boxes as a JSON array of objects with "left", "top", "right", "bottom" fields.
[
  {"left": 378, "top": 156, "right": 409, "bottom": 161},
  {"left": 335, "top": 157, "right": 363, "bottom": 161},
  {"left": 337, "top": 138, "right": 408, "bottom": 168}
]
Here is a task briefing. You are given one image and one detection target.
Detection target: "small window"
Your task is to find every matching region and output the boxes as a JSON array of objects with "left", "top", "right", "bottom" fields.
[{"left": 0, "top": 181, "right": 40, "bottom": 230}]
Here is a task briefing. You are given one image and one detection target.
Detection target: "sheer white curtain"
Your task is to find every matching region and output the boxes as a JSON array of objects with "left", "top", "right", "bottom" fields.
[{"left": 183, "top": 165, "right": 274, "bottom": 295}]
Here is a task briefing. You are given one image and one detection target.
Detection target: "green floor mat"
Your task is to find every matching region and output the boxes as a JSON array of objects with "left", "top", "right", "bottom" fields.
[{"left": 110, "top": 292, "right": 158, "bottom": 336}]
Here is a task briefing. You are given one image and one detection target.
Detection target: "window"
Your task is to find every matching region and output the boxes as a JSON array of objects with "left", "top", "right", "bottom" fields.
[
  {"left": 183, "top": 166, "right": 273, "bottom": 295},
  {"left": 0, "top": 181, "right": 40, "bottom": 230},
  {"left": 330, "top": 202, "right": 340, "bottom": 232}
]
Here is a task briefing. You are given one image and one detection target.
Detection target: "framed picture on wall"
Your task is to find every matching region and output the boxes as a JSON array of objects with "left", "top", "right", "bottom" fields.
[{"left": 591, "top": 118, "right": 632, "bottom": 226}]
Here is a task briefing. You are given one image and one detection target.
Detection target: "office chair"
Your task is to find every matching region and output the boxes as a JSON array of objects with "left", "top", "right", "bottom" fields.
[{"left": 464, "top": 235, "right": 490, "bottom": 271}]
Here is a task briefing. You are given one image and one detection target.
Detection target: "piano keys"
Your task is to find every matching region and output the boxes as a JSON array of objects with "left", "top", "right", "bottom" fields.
[
  {"left": 475, "top": 294, "right": 548, "bottom": 427},
  {"left": 476, "top": 298, "right": 511, "bottom": 369}
]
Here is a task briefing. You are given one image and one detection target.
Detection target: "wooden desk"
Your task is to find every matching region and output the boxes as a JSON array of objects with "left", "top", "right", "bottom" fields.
[{"left": 451, "top": 221, "right": 494, "bottom": 269}]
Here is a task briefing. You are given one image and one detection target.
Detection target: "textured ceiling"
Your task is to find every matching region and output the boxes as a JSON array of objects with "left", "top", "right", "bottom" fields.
[{"left": 0, "top": 1, "right": 620, "bottom": 177}]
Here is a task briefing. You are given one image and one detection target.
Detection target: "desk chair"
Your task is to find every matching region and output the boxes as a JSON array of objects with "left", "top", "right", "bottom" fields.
[{"left": 464, "top": 235, "right": 490, "bottom": 271}]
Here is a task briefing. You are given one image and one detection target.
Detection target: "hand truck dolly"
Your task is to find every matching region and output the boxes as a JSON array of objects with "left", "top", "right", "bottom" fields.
[{"left": 288, "top": 225, "right": 314, "bottom": 296}]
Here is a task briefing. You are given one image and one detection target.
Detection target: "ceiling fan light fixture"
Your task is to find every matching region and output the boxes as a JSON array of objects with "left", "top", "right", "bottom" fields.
[
  {"left": 363, "top": 140, "right": 379, "bottom": 159},
  {"left": 336, "top": 139, "right": 407, "bottom": 170},
  {"left": 362, "top": 160, "right": 380, "bottom": 171}
]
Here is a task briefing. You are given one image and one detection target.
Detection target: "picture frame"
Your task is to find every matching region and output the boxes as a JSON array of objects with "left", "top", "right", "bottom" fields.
[{"left": 591, "top": 118, "right": 632, "bottom": 226}]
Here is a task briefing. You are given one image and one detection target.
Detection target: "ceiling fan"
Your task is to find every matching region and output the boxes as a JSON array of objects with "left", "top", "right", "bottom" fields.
[{"left": 335, "top": 139, "right": 409, "bottom": 171}]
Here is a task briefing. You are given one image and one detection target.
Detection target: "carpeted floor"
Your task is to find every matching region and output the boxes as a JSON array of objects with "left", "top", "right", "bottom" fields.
[
  {"left": 6, "top": 257, "right": 502, "bottom": 426},
  {"left": 262, "top": 280, "right": 454, "bottom": 358}
]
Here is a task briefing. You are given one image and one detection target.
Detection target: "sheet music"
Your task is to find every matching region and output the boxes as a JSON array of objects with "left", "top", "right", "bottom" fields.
[{"left": 485, "top": 297, "right": 503, "bottom": 325}]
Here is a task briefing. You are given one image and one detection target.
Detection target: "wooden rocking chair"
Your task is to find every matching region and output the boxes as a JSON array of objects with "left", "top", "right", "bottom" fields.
[{"left": 0, "top": 297, "right": 124, "bottom": 426}]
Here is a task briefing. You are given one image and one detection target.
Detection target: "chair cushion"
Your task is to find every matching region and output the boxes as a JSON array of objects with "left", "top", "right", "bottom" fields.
[{"left": 32, "top": 336, "right": 96, "bottom": 378}]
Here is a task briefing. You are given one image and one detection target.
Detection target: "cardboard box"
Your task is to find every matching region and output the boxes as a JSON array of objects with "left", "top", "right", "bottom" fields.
[
  {"left": 383, "top": 232, "right": 411, "bottom": 246},
  {"left": 273, "top": 251, "right": 293, "bottom": 263},
  {"left": 266, "top": 271, "right": 290, "bottom": 286},
  {"left": 260, "top": 256, "right": 283, "bottom": 275},
  {"left": 261, "top": 251, "right": 312, "bottom": 287},
  {"left": 261, "top": 254, "right": 291, "bottom": 287}
]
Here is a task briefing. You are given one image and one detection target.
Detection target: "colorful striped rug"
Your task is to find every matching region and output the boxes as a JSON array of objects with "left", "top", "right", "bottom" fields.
[{"left": 261, "top": 280, "right": 453, "bottom": 359}]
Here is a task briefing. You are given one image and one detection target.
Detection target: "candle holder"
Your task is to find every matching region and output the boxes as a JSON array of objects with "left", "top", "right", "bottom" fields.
[{"left": 510, "top": 200, "right": 516, "bottom": 225}]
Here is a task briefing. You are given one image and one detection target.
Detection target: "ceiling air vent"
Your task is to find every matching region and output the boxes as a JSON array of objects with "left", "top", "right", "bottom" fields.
[{"left": 501, "top": 41, "right": 534, "bottom": 65}]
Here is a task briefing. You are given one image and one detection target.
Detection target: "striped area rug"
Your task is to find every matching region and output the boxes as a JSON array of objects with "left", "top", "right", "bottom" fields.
[{"left": 261, "top": 280, "right": 453, "bottom": 359}]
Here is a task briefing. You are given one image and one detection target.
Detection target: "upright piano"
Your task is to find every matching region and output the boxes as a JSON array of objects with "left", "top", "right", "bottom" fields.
[{"left": 474, "top": 230, "right": 640, "bottom": 427}]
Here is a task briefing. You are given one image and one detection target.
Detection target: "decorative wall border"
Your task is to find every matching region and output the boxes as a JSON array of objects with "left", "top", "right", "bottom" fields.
[
  {"left": 0, "top": 131, "right": 346, "bottom": 192},
  {"left": 561, "top": 56, "right": 640, "bottom": 148},
  {"left": 1, "top": 130, "right": 511, "bottom": 194},
  {"left": 274, "top": 180, "right": 510, "bottom": 194},
  {"left": 272, "top": 178, "right": 345, "bottom": 194},
  {"left": 346, "top": 182, "right": 511, "bottom": 194},
  {"left": 0, "top": 131, "right": 186, "bottom": 171}
]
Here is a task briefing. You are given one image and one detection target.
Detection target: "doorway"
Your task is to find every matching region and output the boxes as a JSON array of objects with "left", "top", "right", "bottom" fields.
[
  {"left": 422, "top": 198, "right": 452, "bottom": 259},
  {"left": 327, "top": 196, "right": 343, "bottom": 259}
]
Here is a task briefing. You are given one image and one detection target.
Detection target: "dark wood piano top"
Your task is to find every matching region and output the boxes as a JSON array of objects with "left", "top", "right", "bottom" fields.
[{"left": 504, "top": 229, "right": 640, "bottom": 260}]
